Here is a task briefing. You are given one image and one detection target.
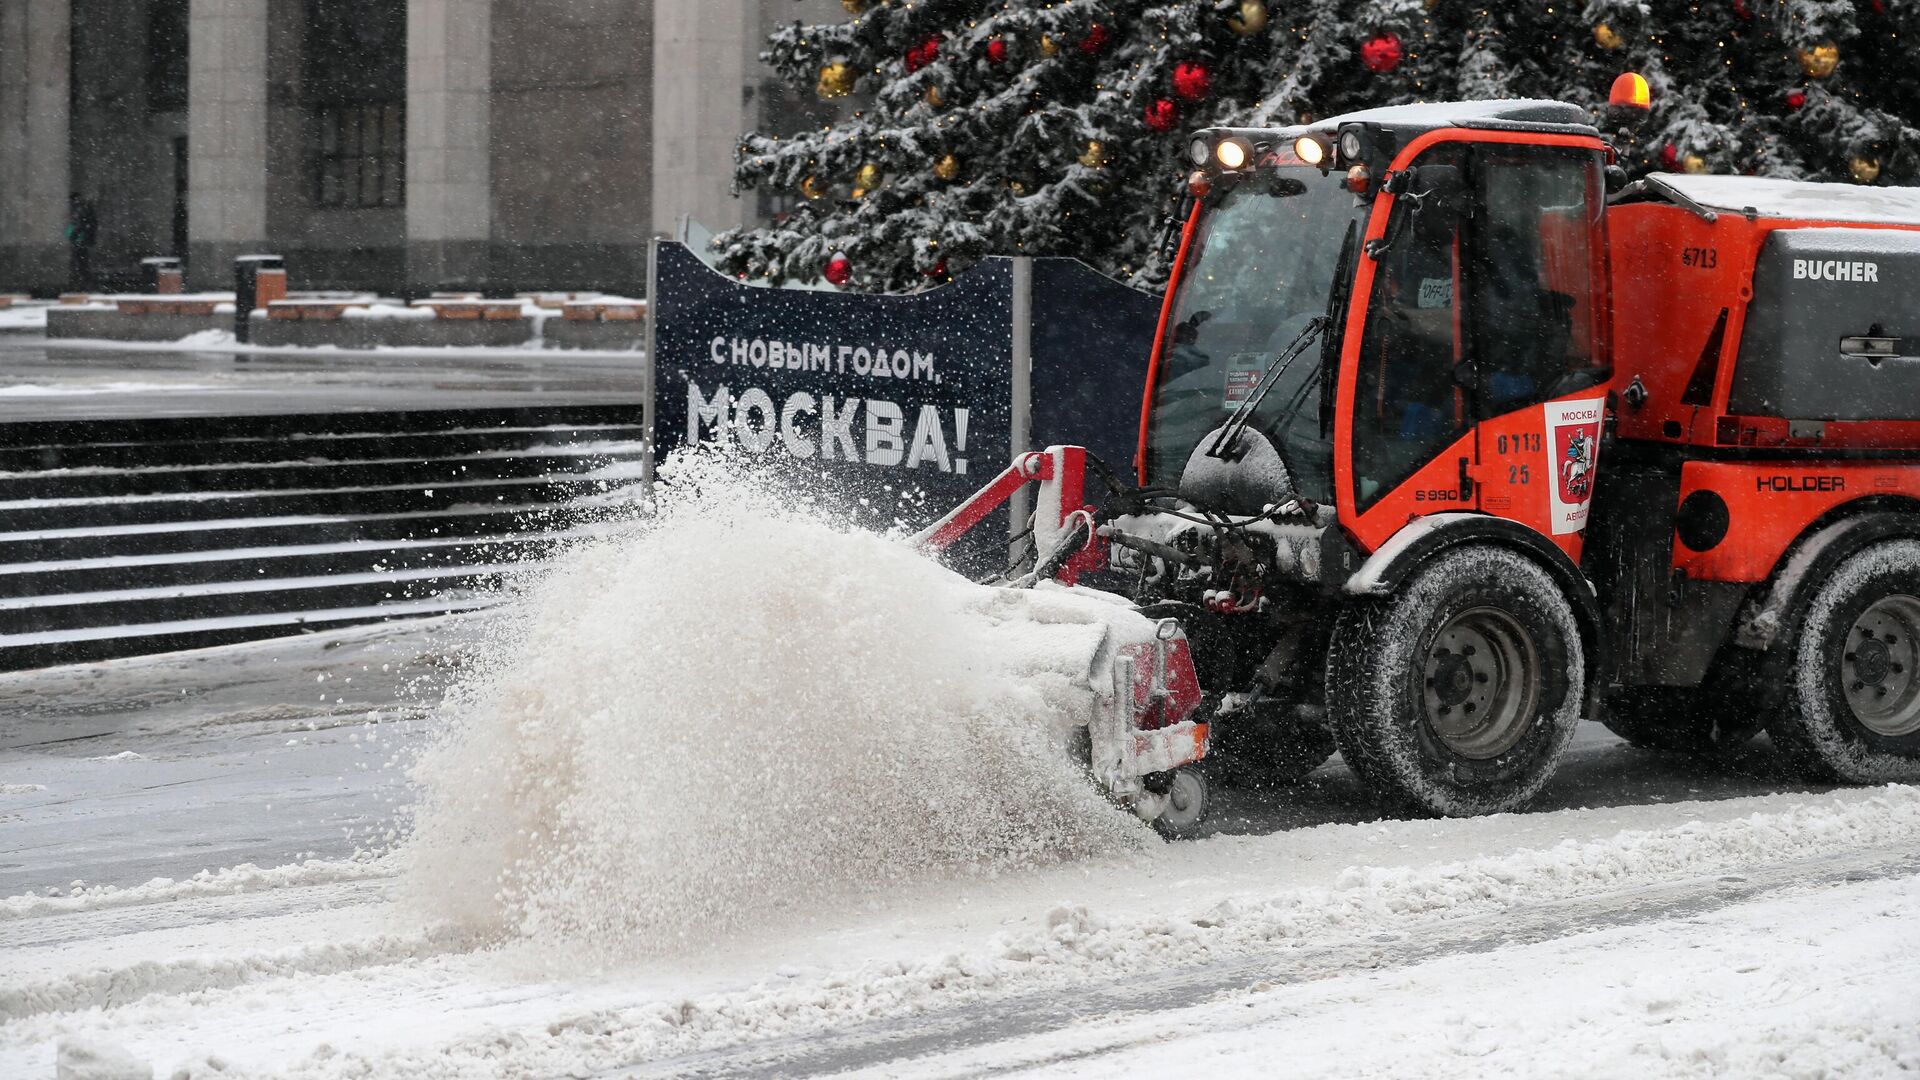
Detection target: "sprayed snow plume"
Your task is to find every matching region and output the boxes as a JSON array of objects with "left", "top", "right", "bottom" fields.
[{"left": 402, "top": 453, "right": 1148, "bottom": 958}]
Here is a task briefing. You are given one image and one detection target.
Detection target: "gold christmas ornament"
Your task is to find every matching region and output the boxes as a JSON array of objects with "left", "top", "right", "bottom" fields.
[
  {"left": 1079, "top": 140, "right": 1108, "bottom": 168},
  {"left": 1593, "top": 23, "right": 1623, "bottom": 51},
  {"left": 855, "top": 163, "right": 883, "bottom": 190},
  {"left": 799, "top": 174, "right": 825, "bottom": 200},
  {"left": 1423, "top": 0, "right": 1438, "bottom": 9},
  {"left": 841, "top": 0, "right": 871, "bottom": 13},
  {"left": 1798, "top": 42, "right": 1839, "bottom": 78},
  {"left": 1040, "top": 34, "right": 1060, "bottom": 57},
  {"left": 1850, "top": 156, "right": 1881, "bottom": 183},
  {"left": 924, "top": 84, "right": 945, "bottom": 107},
  {"left": 1227, "top": 0, "right": 1269, "bottom": 36},
  {"left": 1682, "top": 153, "right": 1708, "bottom": 175},
  {"left": 933, "top": 154, "right": 961, "bottom": 181},
  {"left": 816, "top": 61, "right": 856, "bottom": 99}
]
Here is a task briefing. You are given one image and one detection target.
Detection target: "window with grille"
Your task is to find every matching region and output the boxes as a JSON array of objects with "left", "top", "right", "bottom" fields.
[
  {"left": 302, "top": 0, "right": 406, "bottom": 209},
  {"left": 311, "top": 105, "right": 405, "bottom": 209}
]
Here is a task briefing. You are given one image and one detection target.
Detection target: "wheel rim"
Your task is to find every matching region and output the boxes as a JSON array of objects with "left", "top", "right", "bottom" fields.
[
  {"left": 1422, "top": 606, "right": 1540, "bottom": 760},
  {"left": 1842, "top": 593, "right": 1920, "bottom": 737},
  {"left": 1159, "top": 770, "right": 1205, "bottom": 831}
]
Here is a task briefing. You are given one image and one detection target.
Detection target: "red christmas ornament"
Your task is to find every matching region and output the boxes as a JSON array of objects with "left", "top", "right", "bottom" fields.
[
  {"left": 923, "top": 258, "right": 948, "bottom": 278},
  {"left": 986, "top": 38, "right": 1007, "bottom": 63},
  {"left": 1360, "top": 32, "right": 1404, "bottom": 73},
  {"left": 1731, "top": 0, "right": 1752, "bottom": 19},
  {"left": 824, "top": 253, "right": 852, "bottom": 286},
  {"left": 1080, "top": 23, "right": 1109, "bottom": 55},
  {"left": 1785, "top": 89, "right": 1807, "bottom": 110},
  {"left": 1660, "top": 143, "right": 1680, "bottom": 171},
  {"left": 1171, "top": 61, "right": 1212, "bottom": 101},
  {"left": 1144, "top": 98, "right": 1180, "bottom": 132},
  {"left": 906, "top": 36, "right": 941, "bottom": 72}
]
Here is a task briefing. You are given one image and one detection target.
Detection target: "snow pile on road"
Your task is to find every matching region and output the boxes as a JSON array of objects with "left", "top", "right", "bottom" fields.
[
  {"left": 401, "top": 453, "right": 1150, "bottom": 959},
  {"left": 0, "top": 858, "right": 391, "bottom": 922},
  {"left": 291, "top": 785, "right": 1920, "bottom": 1078}
]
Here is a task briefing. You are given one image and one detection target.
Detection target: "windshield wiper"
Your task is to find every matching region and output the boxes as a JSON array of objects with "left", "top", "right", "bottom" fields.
[{"left": 1207, "top": 314, "right": 1329, "bottom": 459}]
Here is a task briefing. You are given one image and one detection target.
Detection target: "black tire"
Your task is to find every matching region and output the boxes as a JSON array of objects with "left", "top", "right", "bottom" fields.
[
  {"left": 1766, "top": 539, "right": 1920, "bottom": 783},
  {"left": 1328, "top": 545, "right": 1584, "bottom": 817}
]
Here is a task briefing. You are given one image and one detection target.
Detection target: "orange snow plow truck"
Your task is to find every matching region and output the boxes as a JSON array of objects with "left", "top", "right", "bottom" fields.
[{"left": 920, "top": 85, "right": 1920, "bottom": 835}]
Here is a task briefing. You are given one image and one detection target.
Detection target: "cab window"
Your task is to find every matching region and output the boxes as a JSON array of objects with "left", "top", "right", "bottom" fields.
[
  {"left": 1469, "top": 147, "right": 1609, "bottom": 416},
  {"left": 1352, "top": 147, "right": 1469, "bottom": 510}
]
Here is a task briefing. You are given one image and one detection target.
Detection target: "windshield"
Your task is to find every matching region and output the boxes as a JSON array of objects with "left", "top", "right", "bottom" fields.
[{"left": 1144, "top": 168, "right": 1359, "bottom": 501}]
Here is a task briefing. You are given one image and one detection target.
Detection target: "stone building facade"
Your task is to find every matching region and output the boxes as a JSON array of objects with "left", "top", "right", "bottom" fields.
[{"left": 0, "top": 0, "right": 842, "bottom": 296}]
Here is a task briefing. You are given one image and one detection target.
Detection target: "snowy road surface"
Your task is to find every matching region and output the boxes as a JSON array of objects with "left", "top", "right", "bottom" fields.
[{"left": 2, "top": 620, "right": 1916, "bottom": 1077}]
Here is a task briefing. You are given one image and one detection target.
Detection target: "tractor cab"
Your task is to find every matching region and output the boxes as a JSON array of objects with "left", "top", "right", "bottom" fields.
[{"left": 1142, "top": 101, "right": 1615, "bottom": 561}]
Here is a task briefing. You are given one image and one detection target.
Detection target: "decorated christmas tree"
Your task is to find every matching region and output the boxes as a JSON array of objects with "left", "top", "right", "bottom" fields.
[{"left": 715, "top": 0, "right": 1920, "bottom": 293}]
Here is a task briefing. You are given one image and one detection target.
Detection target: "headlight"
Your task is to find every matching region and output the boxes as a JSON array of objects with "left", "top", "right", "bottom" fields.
[
  {"left": 1188, "top": 137, "right": 1211, "bottom": 166},
  {"left": 1292, "top": 135, "right": 1325, "bottom": 167},
  {"left": 1216, "top": 139, "right": 1249, "bottom": 169},
  {"left": 1338, "top": 128, "right": 1365, "bottom": 163}
]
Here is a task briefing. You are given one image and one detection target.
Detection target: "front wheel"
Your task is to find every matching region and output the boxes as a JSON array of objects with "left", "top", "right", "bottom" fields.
[
  {"left": 1767, "top": 540, "right": 1920, "bottom": 783},
  {"left": 1328, "top": 545, "right": 1585, "bottom": 817}
]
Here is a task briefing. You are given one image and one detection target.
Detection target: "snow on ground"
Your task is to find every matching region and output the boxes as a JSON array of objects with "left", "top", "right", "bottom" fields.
[{"left": 1, "top": 464, "right": 1916, "bottom": 1077}]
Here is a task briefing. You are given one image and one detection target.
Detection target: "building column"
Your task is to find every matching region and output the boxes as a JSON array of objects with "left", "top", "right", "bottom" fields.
[
  {"left": 407, "top": 0, "right": 491, "bottom": 292},
  {"left": 186, "top": 0, "right": 269, "bottom": 290},
  {"left": 650, "top": 0, "right": 750, "bottom": 239},
  {"left": 0, "top": 0, "right": 72, "bottom": 294}
]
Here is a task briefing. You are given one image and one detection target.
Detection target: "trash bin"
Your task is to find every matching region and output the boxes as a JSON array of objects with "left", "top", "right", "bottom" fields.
[
  {"left": 141, "top": 256, "right": 184, "bottom": 295},
  {"left": 233, "top": 255, "right": 286, "bottom": 343}
]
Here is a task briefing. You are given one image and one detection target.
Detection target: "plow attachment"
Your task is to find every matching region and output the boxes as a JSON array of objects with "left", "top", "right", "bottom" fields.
[{"left": 915, "top": 447, "right": 1214, "bottom": 835}]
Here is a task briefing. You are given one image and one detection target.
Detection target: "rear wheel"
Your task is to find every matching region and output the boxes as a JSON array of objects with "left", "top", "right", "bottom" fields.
[
  {"left": 1329, "top": 545, "right": 1584, "bottom": 817},
  {"left": 1767, "top": 540, "right": 1920, "bottom": 782}
]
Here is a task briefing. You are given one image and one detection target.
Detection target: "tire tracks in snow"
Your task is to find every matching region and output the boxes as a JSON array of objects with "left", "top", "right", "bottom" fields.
[
  {"left": 0, "top": 922, "right": 476, "bottom": 1022},
  {"left": 627, "top": 846, "right": 1920, "bottom": 1079}
]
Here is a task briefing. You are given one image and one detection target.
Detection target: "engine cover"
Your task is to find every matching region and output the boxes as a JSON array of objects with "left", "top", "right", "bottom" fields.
[{"left": 1731, "top": 227, "right": 1920, "bottom": 422}]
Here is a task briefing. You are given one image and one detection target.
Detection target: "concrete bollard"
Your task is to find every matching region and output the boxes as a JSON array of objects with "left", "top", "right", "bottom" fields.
[
  {"left": 233, "top": 255, "right": 286, "bottom": 343},
  {"left": 142, "top": 256, "right": 184, "bottom": 295}
]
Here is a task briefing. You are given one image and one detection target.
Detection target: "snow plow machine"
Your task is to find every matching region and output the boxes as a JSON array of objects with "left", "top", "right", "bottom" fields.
[{"left": 918, "top": 80, "right": 1920, "bottom": 836}]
